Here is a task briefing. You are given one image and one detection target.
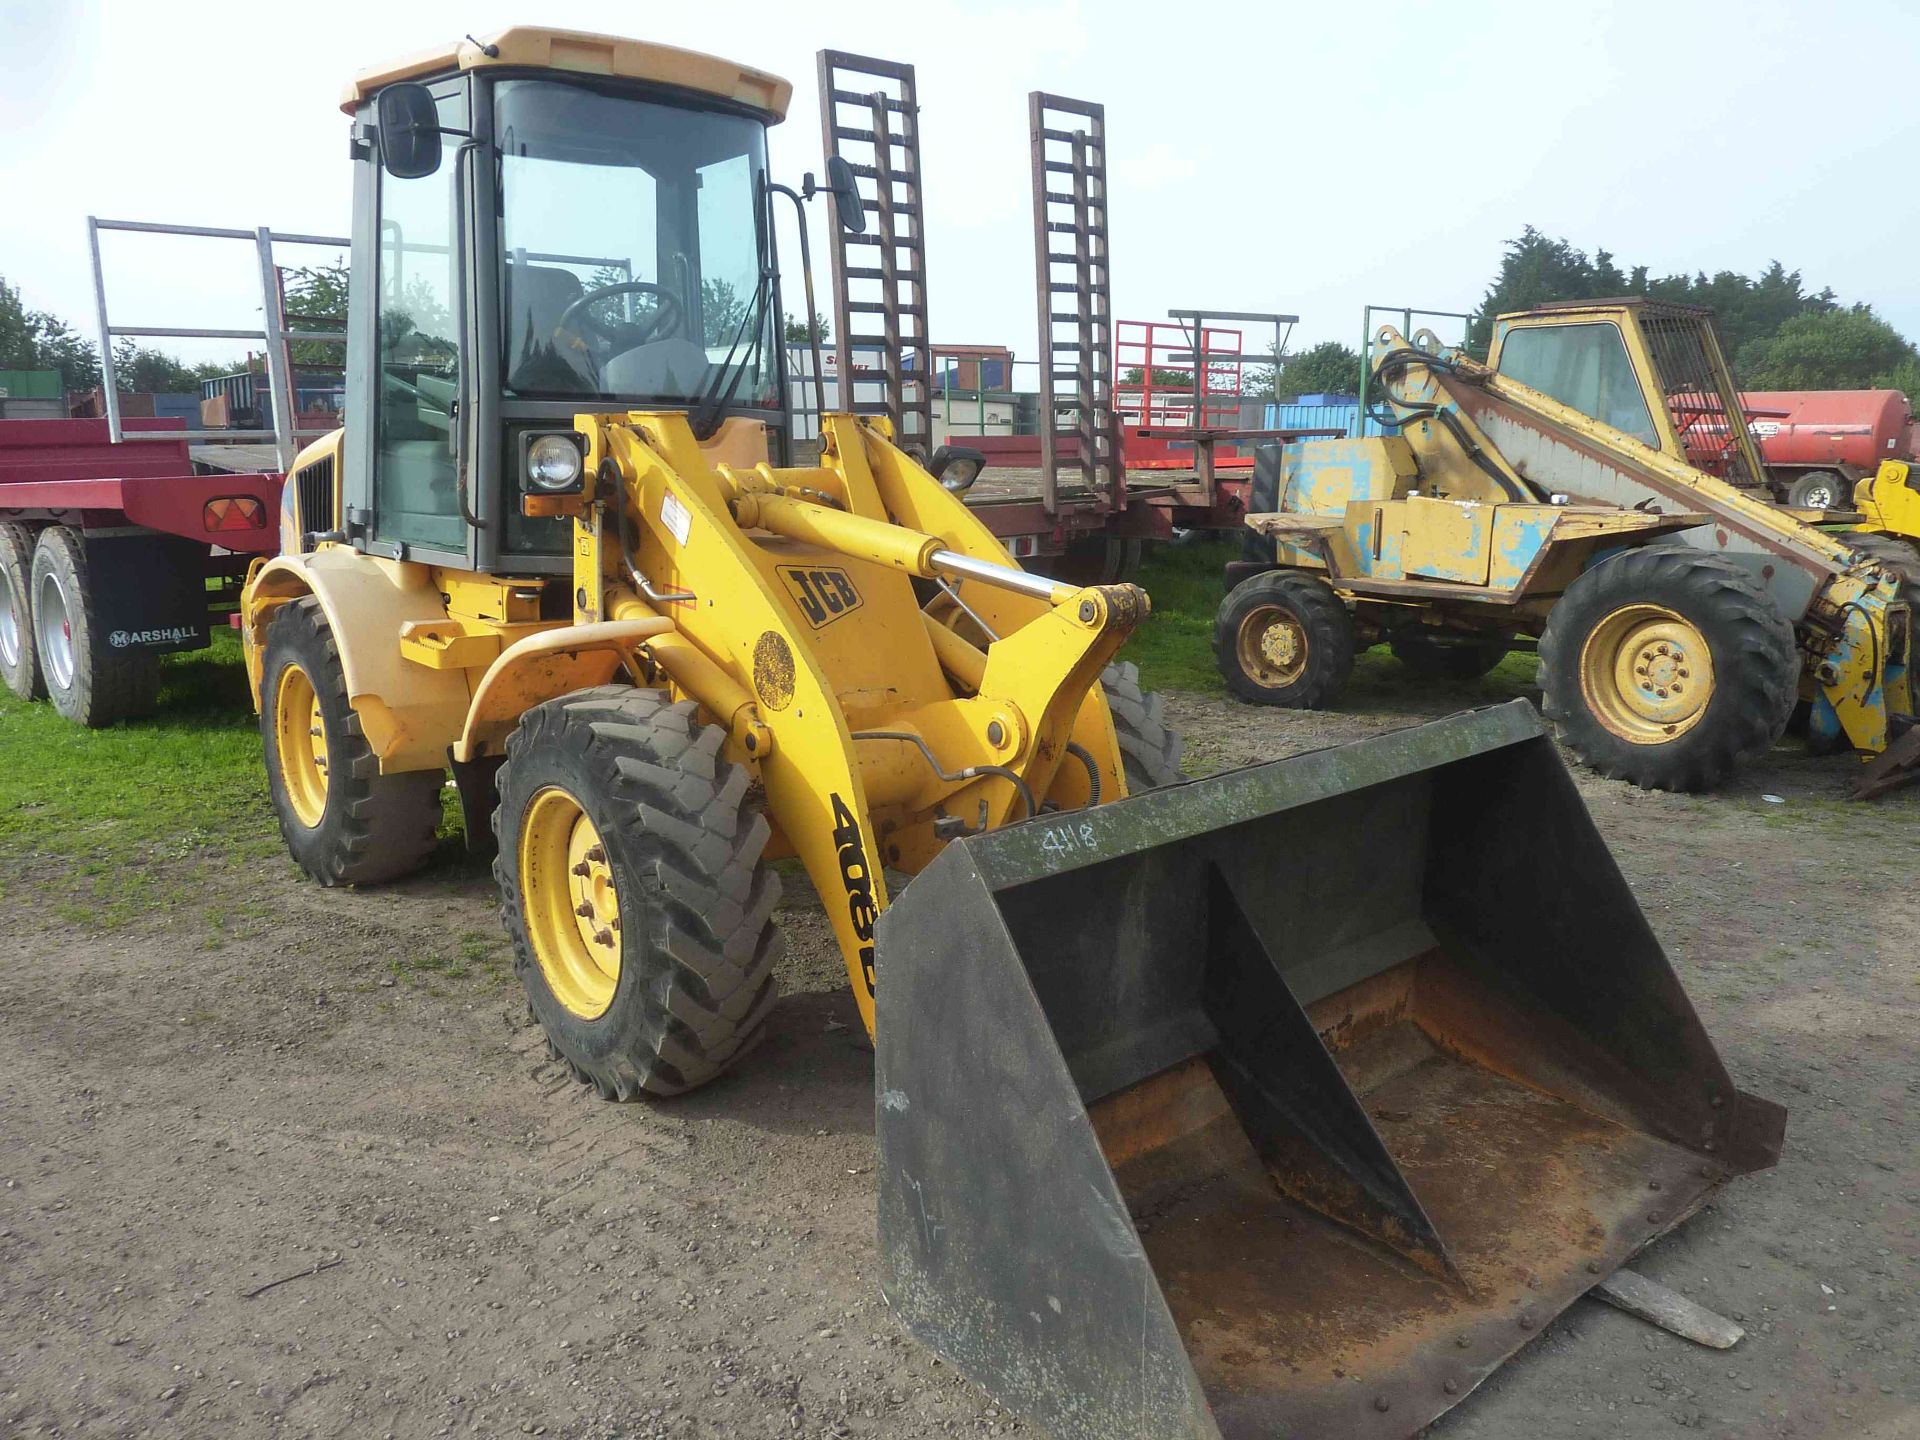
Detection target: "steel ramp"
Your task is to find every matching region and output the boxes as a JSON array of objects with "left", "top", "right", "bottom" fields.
[{"left": 874, "top": 700, "right": 1784, "bottom": 1440}]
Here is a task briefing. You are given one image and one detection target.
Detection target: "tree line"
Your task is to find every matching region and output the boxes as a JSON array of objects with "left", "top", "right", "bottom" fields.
[
  {"left": 1244, "top": 227, "right": 1920, "bottom": 402},
  {"left": 1467, "top": 227, "right": 1920, "bottom": 394},
  {"left": 10, "top": 232, "right": 1915, "bottom": 405}
]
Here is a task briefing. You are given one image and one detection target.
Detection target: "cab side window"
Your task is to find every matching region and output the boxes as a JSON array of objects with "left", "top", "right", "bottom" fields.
[{"left": 373, "top": 86, "right": 466, "bottom": 553}]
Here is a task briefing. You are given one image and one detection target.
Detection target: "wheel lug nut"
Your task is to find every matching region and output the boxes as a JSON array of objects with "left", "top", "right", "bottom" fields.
[
  {"left": 571, "top": 861, "right": 592, "bottom": 877},
  {"left": 592, "top": 928, "right": 615, "bottom": 947},
  {"left": 585, "top": 845, "right": 606, "bottom": 863},
  {"left": 575, "top": 902, "right": 595, "bottom": 918}
]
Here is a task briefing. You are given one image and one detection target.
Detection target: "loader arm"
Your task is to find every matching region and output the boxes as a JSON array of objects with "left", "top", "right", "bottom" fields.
[{"left": 566, "top": 410, "right": 1145, "bottom": 1036}]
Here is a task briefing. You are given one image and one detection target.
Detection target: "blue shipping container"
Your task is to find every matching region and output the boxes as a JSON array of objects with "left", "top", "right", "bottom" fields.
[{"left": 1265, "top": 401, "right": 1398, "bottom": 439}]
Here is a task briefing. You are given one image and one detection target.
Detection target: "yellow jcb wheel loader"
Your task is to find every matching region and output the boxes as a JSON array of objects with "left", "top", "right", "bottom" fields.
[
  {"left": 1222, "top": 300, "right": 1917, "bottom": 796},
  {"left": 239, "top": 32, "right": 1783, "bottom": 1438}
]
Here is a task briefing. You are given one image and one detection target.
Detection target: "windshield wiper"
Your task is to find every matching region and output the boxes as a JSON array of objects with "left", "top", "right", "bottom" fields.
[{"left": 689, "top": 268, "right": 774, "bottom": 438}]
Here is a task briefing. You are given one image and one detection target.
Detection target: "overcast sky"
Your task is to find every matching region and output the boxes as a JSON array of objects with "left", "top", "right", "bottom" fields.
[{"left": 3, "top": 0, "right": 1916, "bottom": 376}]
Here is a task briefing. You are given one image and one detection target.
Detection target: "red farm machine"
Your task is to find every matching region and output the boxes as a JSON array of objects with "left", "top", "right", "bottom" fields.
[{"left": 0, "top": 218, "right": 346, "bottom": 724}]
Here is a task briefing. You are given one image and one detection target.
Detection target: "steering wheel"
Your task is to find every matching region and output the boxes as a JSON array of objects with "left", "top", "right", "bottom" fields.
[{"left": 555, "top": 281, "right": 685, "bottom": 354}]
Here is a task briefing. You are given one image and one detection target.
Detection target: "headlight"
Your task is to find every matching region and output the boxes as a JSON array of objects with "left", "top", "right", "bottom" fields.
[
  {"left": 929, "top": 445, "right": 986, "bottom": 494},
  {"left": 524, "top": 432, "right": 585, "bottom": 492}
]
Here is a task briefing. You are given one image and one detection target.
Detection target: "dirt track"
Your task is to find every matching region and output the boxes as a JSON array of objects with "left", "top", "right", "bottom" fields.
[{"left": 2, "top": 687, "right": 1917, "bottom": 1440}]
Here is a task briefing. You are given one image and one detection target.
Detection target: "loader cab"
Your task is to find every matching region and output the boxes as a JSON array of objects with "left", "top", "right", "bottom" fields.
[
  {"left": 335, "top": 30, "right": 794, "bottom": 576},
  {"left": 1488, "top": 299, "right": 1770, "bottom": 489}
]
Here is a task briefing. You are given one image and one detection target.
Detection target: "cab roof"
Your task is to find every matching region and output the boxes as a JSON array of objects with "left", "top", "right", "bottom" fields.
[
  {"left": 340, "top": 27, "right": 791, "bottom": 120},
  {"left": 1503, "top": 297, "right": 1713, "bottom": 321}
]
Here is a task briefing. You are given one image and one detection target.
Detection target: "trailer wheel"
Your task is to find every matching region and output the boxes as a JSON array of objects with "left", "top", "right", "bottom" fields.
[
  {"left": 1540, "top": 549, "right": 1796, "bottom": 791},
  {"left": 1031, "top": 534, "right": 1143, "bottom": 586},
  {"left": 495, "top": 686, "right": 782, "bottom": 1099},
  {"left": 1100, "top": 660, "right": 1183, "bottom": 791},
  {"left": 1786, "top": 471, "right": 1847, "bottom": 511},
  {"left": 261, "top": 597, "right": 443, "bottom": 885},
  {"left": 1389, "top": 627, "right": 1512, "bottom": 682},
  {"left": 0, "top": 523, "right": 42, "bottom": 702},
  {"left": 29, "top": 526, "right": 160, "bottom": 726},
  {"left": 1213, "top": 570, "right": 1354, "bottom": 709}
]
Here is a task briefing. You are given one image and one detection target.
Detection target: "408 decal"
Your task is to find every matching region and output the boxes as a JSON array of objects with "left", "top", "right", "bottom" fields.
[
  {"left": 828, "top": 792, "right": 878, "bottom": 996},
  {"left": 778, "top": 565, "right": 863, "bottom": 629}
]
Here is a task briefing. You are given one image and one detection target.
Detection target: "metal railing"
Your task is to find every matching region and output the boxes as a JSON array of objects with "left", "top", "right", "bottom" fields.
[{"left": 87, "top": 217, "right": 350, "bottom": 470}]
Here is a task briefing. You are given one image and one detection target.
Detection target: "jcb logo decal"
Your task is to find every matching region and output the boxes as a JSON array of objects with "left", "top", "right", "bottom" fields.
[{"left": 779, "top": 565, "right": 863, "bottom": 629}]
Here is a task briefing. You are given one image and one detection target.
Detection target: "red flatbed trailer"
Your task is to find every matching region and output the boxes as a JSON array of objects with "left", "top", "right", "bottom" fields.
[{"left": 0, "top": 418, "right": 283, "bottom": 725}]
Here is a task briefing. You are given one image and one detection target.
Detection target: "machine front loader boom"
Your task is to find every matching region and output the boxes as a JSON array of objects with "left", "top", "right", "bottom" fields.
[{"left": 551, "top": 410, "right": 1146, "bottom": 1032}]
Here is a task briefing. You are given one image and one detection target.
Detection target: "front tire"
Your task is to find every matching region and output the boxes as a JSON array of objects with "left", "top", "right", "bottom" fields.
[
  {"left": 495, "top": 687, "right": 783, "bottom": 1099},
  {"left": 1539, "top": 548, "right": 1796, "bottom": 791},
  {"left": 0, "top": 522, "right": 42, "bottom": 701},
  {"left": 260, "top": 597, "right": 443, "bottom": 885},
  {"left": 29, "top": 525, "right": 160, "bottom": 725},
  {"left": 1212, "top": 570, "right": 1354, "bottom": 708},
  {"left": 1101, "top": 660, "right": 1182, "bottom": 791}
]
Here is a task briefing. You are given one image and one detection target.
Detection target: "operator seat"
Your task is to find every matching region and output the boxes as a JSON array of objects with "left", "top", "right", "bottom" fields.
[
  {"left": 602, "top": 338, "right": 712, "bottom": 397},
  {"left": 504, "top": 261, "right": 588, "bottom": 391}
]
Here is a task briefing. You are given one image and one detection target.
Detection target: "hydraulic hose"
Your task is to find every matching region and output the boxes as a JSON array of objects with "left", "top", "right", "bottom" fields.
[
  {"left": 850, "top": 730, "right": 1037, "bottom": 823},
  {"left": 1064, "top": 740, "right": 1101, "bottom": 808}
]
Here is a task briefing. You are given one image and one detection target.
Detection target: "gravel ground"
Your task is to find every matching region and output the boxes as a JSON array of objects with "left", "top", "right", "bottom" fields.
[{"left": 1, "top": 682, "right": 1915, "bottom": 1440}]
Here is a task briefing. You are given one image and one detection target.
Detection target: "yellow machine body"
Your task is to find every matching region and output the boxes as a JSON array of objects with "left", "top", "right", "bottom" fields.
[
  {"left": 246, "top": 411, "right": 1142, "bottom": 1035},
  {"left": 1249, "top": 308, "right": 1913, "bottom": 763},
  {"left": 1856, "top": 459, "right": 1920, "bottom": 545}
]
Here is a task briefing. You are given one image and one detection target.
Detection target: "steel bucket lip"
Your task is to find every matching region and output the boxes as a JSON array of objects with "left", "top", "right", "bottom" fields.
[{"left": 951, "top": 699, "right": 1549, "bottom": 893}]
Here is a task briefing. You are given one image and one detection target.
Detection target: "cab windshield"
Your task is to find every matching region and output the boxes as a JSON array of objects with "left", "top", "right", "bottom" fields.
[{"left": 494, "top": 78, "right": 778, "bottom": 409}]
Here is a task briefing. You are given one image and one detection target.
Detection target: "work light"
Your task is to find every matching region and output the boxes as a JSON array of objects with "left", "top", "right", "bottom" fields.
[{"left": 523, "top": 432, "right": 586, "bottom": 492}]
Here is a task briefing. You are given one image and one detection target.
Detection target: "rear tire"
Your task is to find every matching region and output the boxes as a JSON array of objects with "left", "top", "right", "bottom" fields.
[
  {"left": 0, "top": 522, "right": 42, "bottom": 701},
  {"left": 1539, "top": 548, "right": 1796, "bottom": 791},
  {"left": 260, "top": 597, "right": 443, "bottom": 885},
  {"left": 1100, "top": 660, "right": 1182, "bottom": 791},
  {"left": 29, "top": 525, "right": 160, "bottom": 725},
  {"left": 1212, "top": 569, "right": 1354, "bottom": 709},
  {"left": 1786, "top": 470, "right": 1847, "bottom": 511},
  {"left": 1840, "top": 532, "right": 1920, "bottom": 593},
  {"left": 495, "top": 687, "right": 783, "bottom": 1099},
  {"left": 1388, "top": 627, "right": 1512, "bottom": 681}
]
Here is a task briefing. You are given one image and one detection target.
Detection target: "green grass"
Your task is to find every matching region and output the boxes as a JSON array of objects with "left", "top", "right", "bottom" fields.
[
  {"left": 0, "top": 631, "right": 477, "bottom": 924},
  {"left": 0, "top": 632, "right": 273, "bottom": 882}
]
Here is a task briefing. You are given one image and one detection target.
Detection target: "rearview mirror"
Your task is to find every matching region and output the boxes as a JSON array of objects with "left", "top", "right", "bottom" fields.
[
  {"left": 376, "top": 83, "right": 443, "bottom": 179},
  {"left": 825, "top": 155, "right": 867, "bottom": 235}
]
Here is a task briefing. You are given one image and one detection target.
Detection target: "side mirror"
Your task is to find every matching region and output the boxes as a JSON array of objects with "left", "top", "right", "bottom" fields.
[
  {"left": 825, "top": 155, "right": 867, "bottom": 235},
  {"left": 376, "top": 83, "right": 443, "bottom": 180}
]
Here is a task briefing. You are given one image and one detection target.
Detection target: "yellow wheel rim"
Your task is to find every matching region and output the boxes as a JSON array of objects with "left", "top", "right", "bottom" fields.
[
  {"left": 1236, "top": 605, "right": 1310, "bottom": 688},
  {"left": 1579, "top": 604, "right": 1716, "bottom": 744},
  {"left": 273, "top": 662, "right": 331, "bottom": 827},
  {"left": 520, "top": 787, "right": 622, "bottom": 1020}
]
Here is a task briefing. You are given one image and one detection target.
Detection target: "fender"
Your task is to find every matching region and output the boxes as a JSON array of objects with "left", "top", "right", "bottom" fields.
[
  {"left": 454, "top": 617, "right": 672, "bottom": 762},
  {"left": 243, "top": 548, "right": 469, "bottom": 773}
]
